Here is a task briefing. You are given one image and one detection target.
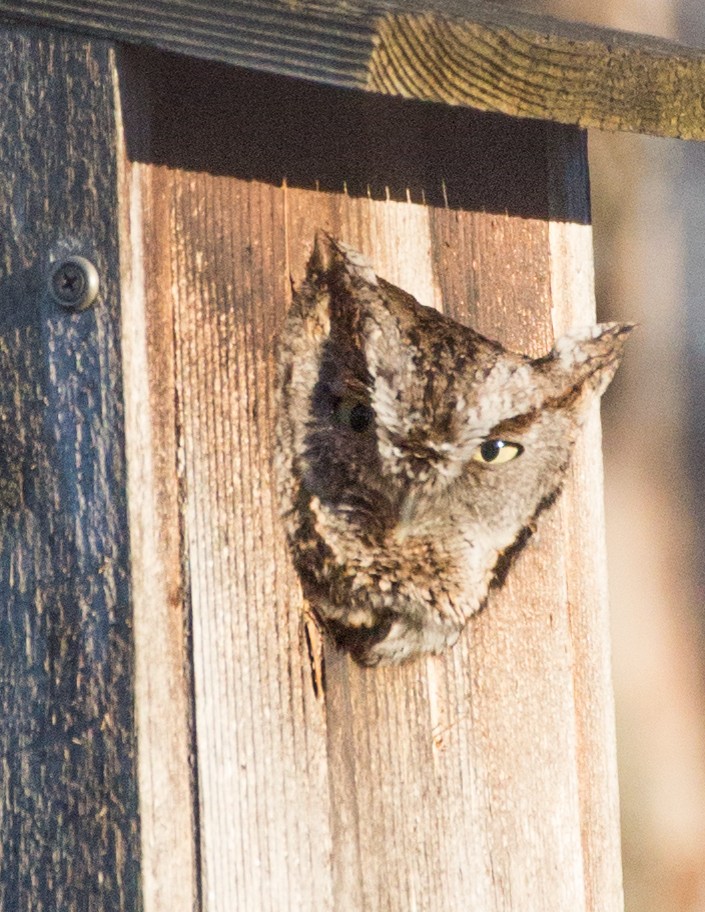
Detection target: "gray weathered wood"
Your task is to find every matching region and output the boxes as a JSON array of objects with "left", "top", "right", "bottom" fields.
[
  {"left": 3, "top": 0, "right": 705, "bottom": 139},
  {"left": 0, "top": 27, "right": 141, "bottom": 912}
]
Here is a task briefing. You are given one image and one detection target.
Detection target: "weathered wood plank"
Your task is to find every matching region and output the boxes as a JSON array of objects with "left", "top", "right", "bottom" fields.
[
  {"left": 546, "top": 124, "right": 623, "bottom": 908},
  {"left": 119, "top": 48, "right": 622, "bottom": 909},
  {"left": 129, "top": 165, "right": 334, "bottom": 908},
  {"left": 0, "top": 28, "right": 140, "bottom": 912},
  {"left": 4, "top": 0, "right": 705, "bottom": 139},
  {"left": 117, "top": 158, "right": 198, "bottom": 908}
]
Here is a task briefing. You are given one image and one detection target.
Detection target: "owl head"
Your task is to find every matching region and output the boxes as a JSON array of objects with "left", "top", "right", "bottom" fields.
[{"left": 275, "top": 232, "right": 631, "bottom": 666}]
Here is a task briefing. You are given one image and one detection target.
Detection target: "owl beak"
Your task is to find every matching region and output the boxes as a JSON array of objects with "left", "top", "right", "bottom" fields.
[{"left": 394, "top": 494, "right": 419, "bottom": 543}]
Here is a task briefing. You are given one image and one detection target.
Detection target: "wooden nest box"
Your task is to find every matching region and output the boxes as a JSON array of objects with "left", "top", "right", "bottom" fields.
[{"left": 0, "top": 1, "right": 702, "bottom": 909}]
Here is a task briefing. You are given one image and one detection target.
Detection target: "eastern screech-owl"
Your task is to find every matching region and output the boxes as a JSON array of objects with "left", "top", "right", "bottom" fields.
[{"left": 275, "top": 232, "right": 631, "bottom": 666}]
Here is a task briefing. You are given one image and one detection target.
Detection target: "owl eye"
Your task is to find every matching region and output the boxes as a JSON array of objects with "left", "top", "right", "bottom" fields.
[
  {"left": 472, "top": 439, "right": 523, "bottom": 465},
  {"left": 333, "top": 397, "right": 374, "bottom": 432}
]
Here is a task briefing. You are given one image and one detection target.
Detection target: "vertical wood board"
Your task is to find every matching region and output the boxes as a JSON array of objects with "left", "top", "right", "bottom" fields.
[
  {"left": 547, "top": 124, "right": 623, "bottom": 909},
  {"left": 118, "top": 158, "right": 198, "bottom": 909},
  {"left": 120, "top": 49, "right": 622, "bottom": 911},
  {"left": 0, "top": 27, "right": 140, "bottom": 912}
]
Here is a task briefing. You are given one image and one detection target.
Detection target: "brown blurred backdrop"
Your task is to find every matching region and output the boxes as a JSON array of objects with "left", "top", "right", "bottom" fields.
[{"left": 502, "top": 1, "right": 705, "bottom": 909}]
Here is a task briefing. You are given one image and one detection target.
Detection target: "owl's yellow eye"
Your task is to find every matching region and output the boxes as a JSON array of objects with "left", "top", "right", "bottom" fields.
[{"left": 472, "top": 439, "right": 523, "bottom": 465}]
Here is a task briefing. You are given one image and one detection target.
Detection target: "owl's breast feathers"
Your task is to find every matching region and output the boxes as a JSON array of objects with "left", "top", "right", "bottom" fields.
[{"left": 285, "top": 481, "right": 521, "bottom": 665}]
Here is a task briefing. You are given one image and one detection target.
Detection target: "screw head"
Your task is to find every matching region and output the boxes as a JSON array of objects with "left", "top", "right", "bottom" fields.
[{"left": 49, "top": 256, "right": 99, "bottom": 311}]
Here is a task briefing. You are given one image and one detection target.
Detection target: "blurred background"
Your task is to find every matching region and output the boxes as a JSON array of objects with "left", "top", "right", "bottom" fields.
[{"left": 505, "top": 0, "right": 705, "bottom": 908}]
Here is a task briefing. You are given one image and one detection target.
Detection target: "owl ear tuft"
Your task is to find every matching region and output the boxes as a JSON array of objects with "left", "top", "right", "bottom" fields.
[
  {"left": 544, "top": 322, "right": 635, "bottom": 400},
  {"left": 310, "top": 230, "right": 338, "bottom": 276},
  {"left": 309, "top": 231, "right": 378, "bottom": 288}
]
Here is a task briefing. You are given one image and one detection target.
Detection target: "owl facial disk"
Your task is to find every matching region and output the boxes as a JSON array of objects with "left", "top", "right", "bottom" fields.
[{"left": 275, "top": 233, "right": 632, "bottom": 666}]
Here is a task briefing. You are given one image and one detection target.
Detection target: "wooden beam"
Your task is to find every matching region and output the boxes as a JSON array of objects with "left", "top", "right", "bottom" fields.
[
  {"left": 3, "top": 0, "right": 705, "bottom": 140},
  {"left": 0, "top": 28, "right": 141, "bottom": 910}
]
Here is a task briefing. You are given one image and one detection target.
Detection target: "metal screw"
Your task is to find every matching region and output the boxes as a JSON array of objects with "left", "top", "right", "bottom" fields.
[{"left": 49, "top": 256, "right": 99, "bottom": 311}]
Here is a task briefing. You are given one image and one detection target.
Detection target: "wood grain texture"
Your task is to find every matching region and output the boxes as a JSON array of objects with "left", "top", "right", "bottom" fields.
[
  {"left": 546, "top": 125, "right": 623, "bottom": 910},
  {"left": 118, "top": 156, "right": 198, "bottom": 909},
  {"left": 162, "top": 169, "right": 333, "bottom": 910},
  {"left": 366, "top": 8, "right": 705, "bottom": 139},
  {"left": 4, "top": 0, "right": 705, "bottom": 139},
  {"left": 120, "top": 49, "right": 623, "bottom": 909},
  {"left": 0, "top": 28, "right": 140, "bottom": 912}
]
